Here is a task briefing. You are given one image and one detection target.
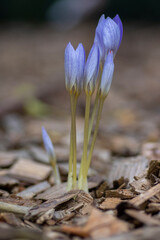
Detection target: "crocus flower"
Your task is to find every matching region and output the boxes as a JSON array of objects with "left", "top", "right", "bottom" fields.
[
  {"left": 84, "top": 43, "right": 100, "bottom": 94},
  {"left": 76, "top": 43, "right": 85, "bottom": 94},
  {"left": 99, "top": 51, "right": 114, "bottom": 98},
  {"left": 42, "top": 127, "right": 55, "bottom": 157},
  {"left": 64, "top": 42, "right": 85, "bottom": 94},
  {"left": 64, "top": 42, "right": 77, "bottom": 92},
  {"left": 94, "top": 14, "right": 123, "bottom": 63}
]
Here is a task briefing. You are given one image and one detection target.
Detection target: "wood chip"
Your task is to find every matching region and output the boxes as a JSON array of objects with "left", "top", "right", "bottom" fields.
[
  {"left": 96, "top": 181, "right": 108, "bottom": 198},
  {"left": 105, "top": 189, "right": 136, "bottom": 199},
  {"left": 28, "top": 146, "right": 49, "bottom": 164},
  {"left": 146, "top": 203, "right": 160, "bottom": 213},
  {"left": 125, "top": 209, "right": 160, "bottom": 226},
  {"left": 141, "top": 142, "right": 160, "bottom": 161},
  {"left": 0, "top": 197, "right": 41, "bottom": 210},
  {"left": 99, "top": 198, "right": 122, "bottom": 210},
  {"left": 0, "top": 189, "right": 9, "bottom": 197},
  {"left": 0, "top": 223, "right": 46, "bottom": 240},
  {"left": 0, "top": 175, "right": 19, "bottom": 188},
  {"left": 35, "top": 183, "right": 67, "bottom": 200},
  {"left": 61, "top": 208, "right": 129, "bottom": 238},
  {"left": 0, "top": 152, "right": 16, "bottom": 167},
  {"left": 9, "top": 158, "right": 52, "bottom": 183},
  {"left": 130, "top": 183, "right": 160, "bottom": 207},
  {"left": 26, "top": 190, "right": 81, "bottom": 220},
  {"left": 130, "top": 177, "right": 151, "bottom": 194},
  {"left": 17, "top": 181, "right": 51, "bottom": 199},
  {"left": 0, "top": 213, "right": 24, "bottom": 226},
  {"left": 101, "top": 226, "right": 160, "bottom": 240},
  {"left": 36, "top": 178, "right": 103, "bottom": 201},
  {"left": 147, "top": 160, "right": 160, "bottom": 183},
  {"left": 107, "top": 156, "right": 148, "bottom": 186}
]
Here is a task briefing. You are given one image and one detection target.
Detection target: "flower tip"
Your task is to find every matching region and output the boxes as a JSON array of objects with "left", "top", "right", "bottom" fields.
[
  {"left": 75, "top": 43, "right": 85, "bottom": 94},
  {"left": 113, "top": 14, "right": 123, "bottom": 47},
  {"left": 64, "top": 42, "right": 77, "bottom": 92},
  {"left": 42, "top": 127, "right": 55, "bottom": 157}
]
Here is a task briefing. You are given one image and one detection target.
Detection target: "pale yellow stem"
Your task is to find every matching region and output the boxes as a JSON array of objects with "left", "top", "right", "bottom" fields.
[
  {"left": 72, "top": 94, "right": 78, "bottom": 189},
  {"left": 86, "top": 98, "right": 104, "bottom": 176},
  {"left": 67, "top": 94, "right": 74, "bottom": 191},
  {"left": 88, "top": 65, "right": 103, "bottom": 143},
  {"left": 78, "top": 93, "right": 91, "bottom": 190},
  {"left": 50, "top": 155, "right": 61, "bottom": 185}
]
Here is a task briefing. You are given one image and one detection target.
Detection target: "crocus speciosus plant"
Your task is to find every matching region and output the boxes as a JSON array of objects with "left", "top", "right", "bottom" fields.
[{"left": 42, "top": 14, "right": 123, "bottom": 192}]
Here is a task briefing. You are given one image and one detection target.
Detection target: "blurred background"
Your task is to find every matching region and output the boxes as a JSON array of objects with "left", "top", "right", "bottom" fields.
[{"left": 0, "top": 0, "right": 160, "bottom": 154}]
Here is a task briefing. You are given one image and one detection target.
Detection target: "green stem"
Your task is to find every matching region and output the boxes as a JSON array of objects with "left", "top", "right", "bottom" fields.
[
  {"left": 86, "top": 98, "right": 104, "bottom": 176},
  {"left": 78, "top": 93, "right": 91, "bottom": 190},
  {"left": 50, "top": 156, "right": 61, "bottom": 185}
]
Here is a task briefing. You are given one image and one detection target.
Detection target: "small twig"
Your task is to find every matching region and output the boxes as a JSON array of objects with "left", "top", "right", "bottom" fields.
[{"left": 0, "top": 202, "right": 30, "bottom": 216}]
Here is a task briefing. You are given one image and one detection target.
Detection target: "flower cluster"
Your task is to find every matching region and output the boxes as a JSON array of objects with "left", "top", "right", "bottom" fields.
[{"left": 42, "top": 14, "right": 123, "bottom": 192}]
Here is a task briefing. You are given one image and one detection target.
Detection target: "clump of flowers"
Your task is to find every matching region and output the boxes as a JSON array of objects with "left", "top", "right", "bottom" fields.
[{"left": 42, "top": 14, "right": 123, "bottom": 192}]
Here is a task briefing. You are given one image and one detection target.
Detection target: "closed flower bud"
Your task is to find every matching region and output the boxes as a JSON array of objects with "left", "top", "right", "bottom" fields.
[
  {"left": 76, "top": 43, "right": 85, "bottom": 94},
  {"left": 42, "top": 127, "right": 55, "bottom": 157},
  {"left": 94, "top": 14, "right": 123, "bottom": 63},
  {"left": 64, "top": 42, "right": 77, "bottom": 92},
  {"left": 102, "top": 17, "right": 120, "bottom": 58},
  {"left": 99, "top": 51, "right": 114, "bottom": 98},
  {"left": 84, "top": 43, "right": 100, "bottom": 94}
]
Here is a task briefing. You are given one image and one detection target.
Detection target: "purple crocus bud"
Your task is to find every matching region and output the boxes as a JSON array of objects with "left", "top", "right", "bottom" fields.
[
  {"left": 102, "top": 17, "right": 120, "bottom": 59},
  {"left": 113, "top": 14, "right": 123, "bottom": 49},
  {"left": 94, "top": 14, "right": 123, "bottom": 63},
  {"left": 64, "top": 42, "right": 77, "bottom": 92},
  {"left": 76, "top": 43, "right": 85, "bottom": 94},
  {"left": 42, "top": 127, "right": 55, "bottom": 157},
  {"left": 84, "top": 43, "right": 100, "bottom": 94},
  {"left": 99, "top": 51, "right": 114, "bottom": 98}
]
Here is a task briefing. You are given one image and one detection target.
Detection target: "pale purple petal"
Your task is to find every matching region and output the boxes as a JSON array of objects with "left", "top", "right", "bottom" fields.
[
  {"left": 100, "top": 51, "right": 114, "bottom": 98},
  {"left": 42, "top": 127, "right": 55, "bottom": 157},
  {"left": 103, "top": 17, "right": 120, "bottom": 57},
  {"left": 76, "top": 43, "right": 85, "bottom": 92},
  {"left": 94, "top": 14, "right": 105, "bottom": 62},
  {"left": 64, "top": 42, "right": 77, "bottom": 91},
  {"left": 113, "top": 14, "right": 123, "bottom": 49},
  {"left": 84, "top": 43, "right": 100, "bottom": 93}
]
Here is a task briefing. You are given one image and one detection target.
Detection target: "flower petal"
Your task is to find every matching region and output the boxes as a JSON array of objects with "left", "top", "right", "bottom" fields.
[
  {"left": 84, "top": 43, "right": 100, "bottom": 94},
  {"left": 102, "top": 17, "right": 120, "bottom": 57},
  {"left": 100, "top": 51, "right": 114, "bottom": 98},
  {"left": 64, "top": 42, "right": 77, "bottom": 92},
  {"left": 94, "top": 14, "right": 105, "bottom": 62},
  {"left": 113, "top": 14, "right": 123, "bottom": 49},
  {"left": 76, "top": 43, "right": 85, "bottom": 93},
  {"left": 42, "top": 127, "right": 55, "bottom": 157}
]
